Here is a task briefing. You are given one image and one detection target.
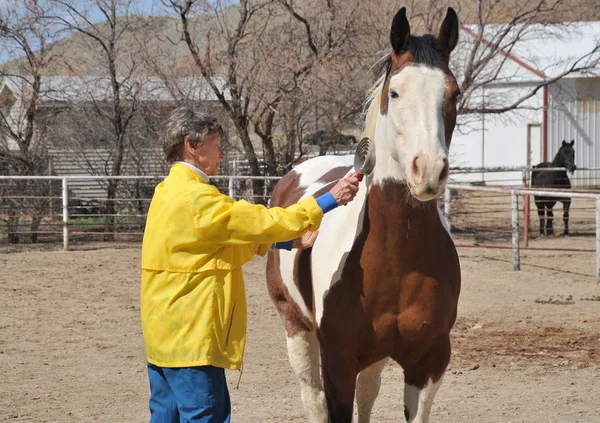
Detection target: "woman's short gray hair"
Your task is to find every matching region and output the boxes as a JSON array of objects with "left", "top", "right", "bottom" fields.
[{"left": 161, "top": 106, "right": 224, "bottom": 163}]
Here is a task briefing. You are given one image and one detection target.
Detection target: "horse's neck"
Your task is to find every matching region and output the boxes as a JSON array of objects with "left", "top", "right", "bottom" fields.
[
  {"left": 365, "top": 181, "right": 440, "bottom": 238},
  {"left": 551, "top": 153, "right": 565, "bottom": 167}
]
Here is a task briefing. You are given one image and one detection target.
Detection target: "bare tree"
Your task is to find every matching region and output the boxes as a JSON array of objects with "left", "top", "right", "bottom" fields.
[
  {"left": 159, "top": 0, "right": 373, "bottom": 191},
  {"left": 48, "top": 0, "right": 145, "bottom": 239},
  {"left": 0, "top": 0, "right": 58, "bottom": 243},
  {"left": 162, "top": 0, "right": 269, "bottom": 184}
]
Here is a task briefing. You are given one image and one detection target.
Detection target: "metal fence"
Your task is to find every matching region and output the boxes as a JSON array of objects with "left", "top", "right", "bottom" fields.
[
  {"left": 0, "top": 175, "right": 279, "bottom": 250},
  {"left": 443, "top": 184, "right": 600, "bottom": 283},
  {"left": 2, "top": 170, "right": 599, "bottom": 283}
]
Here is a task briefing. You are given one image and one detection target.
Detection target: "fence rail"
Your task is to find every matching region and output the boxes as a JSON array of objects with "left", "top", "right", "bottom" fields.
[
  {"left": 444, "top": 183, "right": 600, "bottom": 283},
  {"left": 2, "top": 172, "right": 599, "bottom": 284}
]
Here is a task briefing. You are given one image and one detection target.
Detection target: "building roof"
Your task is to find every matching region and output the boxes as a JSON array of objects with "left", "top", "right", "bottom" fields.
[{"left": 458, "top": 21, "right": 600, "bottom": 84}]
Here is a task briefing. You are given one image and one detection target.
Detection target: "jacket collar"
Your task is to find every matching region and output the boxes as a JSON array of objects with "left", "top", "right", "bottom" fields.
[{"left": 171, "top": 162, "right": 209, "bottom": 183}]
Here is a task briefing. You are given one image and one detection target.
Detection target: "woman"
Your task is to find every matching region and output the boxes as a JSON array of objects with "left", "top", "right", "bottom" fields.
[{"left": 141, "top": 106, "right": 360, "bottom": 422}]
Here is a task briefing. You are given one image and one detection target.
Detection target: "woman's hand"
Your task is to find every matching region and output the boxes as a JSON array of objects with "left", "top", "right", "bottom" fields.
[
  {"left": 292, "top": 231, "right": 319, "bottom": 249},
  {"left": 328, "top": 175, "right": 360, "bottom": 206}
]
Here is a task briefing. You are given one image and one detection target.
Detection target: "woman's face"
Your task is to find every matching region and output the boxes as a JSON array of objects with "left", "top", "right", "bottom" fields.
[{"left": 187, "top": 131, "right": 225, "bottom": 176}]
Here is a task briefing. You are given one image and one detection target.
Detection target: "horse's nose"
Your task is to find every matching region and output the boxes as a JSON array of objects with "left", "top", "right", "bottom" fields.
[
  {"left": 410, "top": 155, "right": 448, "bottom": 200},
  {"left": 411, "top": 156, "right": 448, "bottom": 184}
]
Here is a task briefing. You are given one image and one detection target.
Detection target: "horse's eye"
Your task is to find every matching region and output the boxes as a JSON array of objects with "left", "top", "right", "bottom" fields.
[
  {"left": 451, "top": 90, "right": 462, "bottom": 102},
  {"left": 390, "top": 90, "right": 399, "bottom": 99}
]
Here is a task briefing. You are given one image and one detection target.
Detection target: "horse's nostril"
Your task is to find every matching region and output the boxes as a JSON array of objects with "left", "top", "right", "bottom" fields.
[
  {"left": 439, "top": 160, "right": 449, "bottom": 182},
  {"left": 412, "top": 157, "right": 420, "bottom": 174},
  {"left": 412, "top": 157, "right": 423, "bottom": 184},
  {"left": 425, "top": 184, "right": 437, "bottom": 195}
]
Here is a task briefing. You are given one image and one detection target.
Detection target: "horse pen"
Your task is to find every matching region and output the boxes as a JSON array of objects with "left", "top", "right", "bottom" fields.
[{"left": 0, "top": 169, "right": 599, "bottom": 423}]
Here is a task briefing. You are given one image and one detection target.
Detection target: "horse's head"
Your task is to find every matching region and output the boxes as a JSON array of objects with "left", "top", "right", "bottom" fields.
[
  {"left": 557, "top": 139, "right": 577, "bottom": 173},
  {"left": 374, "top": 7, "right": 460, "bottom": 201}
]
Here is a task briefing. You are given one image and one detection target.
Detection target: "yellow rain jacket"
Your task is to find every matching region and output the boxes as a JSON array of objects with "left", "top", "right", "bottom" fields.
[{"left": 141, "top": 164, "right": 323, "bottom": 370}]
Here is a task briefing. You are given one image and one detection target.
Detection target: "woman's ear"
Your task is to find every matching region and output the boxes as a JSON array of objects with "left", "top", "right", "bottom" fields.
[{"left": 184, "top": 137, "right": 196, "bottom": 152}]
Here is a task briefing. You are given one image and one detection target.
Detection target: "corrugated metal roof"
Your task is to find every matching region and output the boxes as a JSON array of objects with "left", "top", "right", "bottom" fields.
[{"left": 459, "top": 22, "right": 600, "bottom": 83}]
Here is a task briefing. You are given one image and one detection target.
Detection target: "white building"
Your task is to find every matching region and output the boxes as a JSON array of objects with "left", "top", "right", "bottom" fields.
[{"left": 450, "top": 22, "right": 600, "bottom": 187}]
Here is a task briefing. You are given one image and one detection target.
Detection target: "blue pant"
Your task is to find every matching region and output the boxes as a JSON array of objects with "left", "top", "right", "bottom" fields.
[{"left": 147, "top": 364, "right": 231, "bottom": 423}]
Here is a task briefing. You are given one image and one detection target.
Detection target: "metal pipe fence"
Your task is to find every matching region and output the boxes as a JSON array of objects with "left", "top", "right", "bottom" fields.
[
  {"left": 0, "top": 175, "right": 279, "bottom": 250},
  {"left": 2, "top": 172, "right": 599, "bottom": 284},
  {"left": 443, "top": 183, "right": 600, "bottom": 284}
]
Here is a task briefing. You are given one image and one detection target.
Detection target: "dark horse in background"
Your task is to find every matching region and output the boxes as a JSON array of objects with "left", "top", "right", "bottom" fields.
[{"left": 531, "top": 140, "right": 577, "bottom": 236}]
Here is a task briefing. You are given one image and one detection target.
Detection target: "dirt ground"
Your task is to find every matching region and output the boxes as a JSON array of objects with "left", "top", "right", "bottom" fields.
[{"left": 1, "top": 236, "right": 599, "bottom": 423}]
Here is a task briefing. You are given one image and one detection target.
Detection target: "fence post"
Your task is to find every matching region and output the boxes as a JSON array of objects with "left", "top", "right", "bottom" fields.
[
  {"left": 596, "top": 197, "right": 600, "bottom": 284},
  {"left": 263, "top": 178, "right": 268, "bottom": 203},
  {"left": 228, "top": 176, "right": 234, "bottom": 199},
  {"left": 511, "top": 191, "right": 520, "bottom": 271},
  {"left": 522, "top": 169, "right": 530, "bottom": 248},
  {"left": 444, "top": 187, "right": 452, "bottom": 232},
  {"left": 62, "top": 177, "right": 69, "bottom": 251}
]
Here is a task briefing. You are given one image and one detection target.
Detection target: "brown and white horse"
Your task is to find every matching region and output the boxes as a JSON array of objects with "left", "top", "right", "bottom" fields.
[{"left": 266, "top": 7, "right": 461, "bottom": 423}]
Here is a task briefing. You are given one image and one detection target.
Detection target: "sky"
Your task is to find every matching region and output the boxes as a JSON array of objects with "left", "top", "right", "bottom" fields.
[
  {"left": 0, "top": 1, "right": 233, "bottom": 65},
  {"left": 0, "top": 0, "right": 172, "bottom": 64}
]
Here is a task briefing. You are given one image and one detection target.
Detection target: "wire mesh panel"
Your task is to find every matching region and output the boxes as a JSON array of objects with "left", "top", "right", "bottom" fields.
[
  {"left": 0, "top": 177, "right": 62, "bottom": 244},
  {"left": 0, "top": 175, "right": 282, "bottom": 245}
]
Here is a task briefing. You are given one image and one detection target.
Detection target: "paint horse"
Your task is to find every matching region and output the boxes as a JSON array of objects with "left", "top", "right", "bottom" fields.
[
  {"left": 266, "top": 7, "right": 461, "bottom": 423},
  {"left": 531, "top": 140, "right": 577, "bottom": 236}
]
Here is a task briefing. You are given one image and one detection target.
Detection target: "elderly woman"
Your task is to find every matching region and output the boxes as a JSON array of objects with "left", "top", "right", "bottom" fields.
[{"left": 141, "top": 106, "right": 359, "bottom": 423}]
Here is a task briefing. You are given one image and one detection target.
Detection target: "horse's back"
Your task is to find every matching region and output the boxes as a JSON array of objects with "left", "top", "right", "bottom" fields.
[{"left": 270, "top": 155, "right": 354, "bottom": 207}]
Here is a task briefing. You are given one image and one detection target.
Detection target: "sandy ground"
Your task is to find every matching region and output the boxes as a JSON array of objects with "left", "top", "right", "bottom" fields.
[{"left": 1, "top": 237, "right": 599, "bottom": 423}]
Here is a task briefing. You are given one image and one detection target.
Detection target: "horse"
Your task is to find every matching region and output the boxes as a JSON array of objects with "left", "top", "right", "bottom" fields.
[
  {"left": 266, "top": 7, "right": 461, "bottom": 423},
  {"left": 531, "top": 140, "right": 577, "bottom": 236}
]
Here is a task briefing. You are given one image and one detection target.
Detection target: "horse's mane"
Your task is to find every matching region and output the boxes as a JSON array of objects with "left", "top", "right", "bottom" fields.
[{"left": 361, "top": 53, "right": 389, "bottom": 141}]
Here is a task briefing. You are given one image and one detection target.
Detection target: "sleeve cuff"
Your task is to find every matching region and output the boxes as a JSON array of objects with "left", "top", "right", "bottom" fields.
[
  {"left": 315, "top": 192, "right": 338, "bottom": 214},
  {"left": 271, "top": 240, "right": 294, "bottom": 251}
]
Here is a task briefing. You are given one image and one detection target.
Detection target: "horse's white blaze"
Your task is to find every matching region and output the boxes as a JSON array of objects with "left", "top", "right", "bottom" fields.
[
  {"left": 286, "top": 332, "right": 328, "bottom": 423},
  {"left": 403, "top": 377, "right": 444, "bottom": 423},
  {"left": 372, "top": 65, "right": 447, "bottom": 188},
  {"left": 356, "top": 358, "right": 389, "bottom": 423}
]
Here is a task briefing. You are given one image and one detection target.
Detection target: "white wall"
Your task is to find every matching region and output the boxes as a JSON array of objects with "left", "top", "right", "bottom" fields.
[{"left": 450, "top": 85, "right": 543, "bottom": 185}]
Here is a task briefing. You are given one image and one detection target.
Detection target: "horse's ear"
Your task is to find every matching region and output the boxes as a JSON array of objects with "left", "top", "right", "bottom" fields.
[
  {"left": 438, "top": 7, "right": 459, "bottom": 59},
  {"left": 570, "top": 139, "right": 575, "bottom": 146},
  {"left": 390, "top": 7, "right": 410, "bottom": 54},
  {"left": 562, "top": 140, "right": 566, "bottom": 146}
]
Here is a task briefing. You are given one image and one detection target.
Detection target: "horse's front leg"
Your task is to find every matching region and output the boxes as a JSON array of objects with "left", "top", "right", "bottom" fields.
[
  {"left": 563, "top": 198, "right": 571, "bottom": 236},
  {"left": 320, "top": 346, "right": 358, "bottom": 423},
  {"left": 394, "top": 336, "right": 451, "bottom": 423},
  {"left": 535, "top": 200, "right": 545, "bottom": 235},
  {"left": 547, "top": 207, "right": 555, "bottom": 236},
  {"left": 356, "top": 358, "right": 389, "bottom": 423}
]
